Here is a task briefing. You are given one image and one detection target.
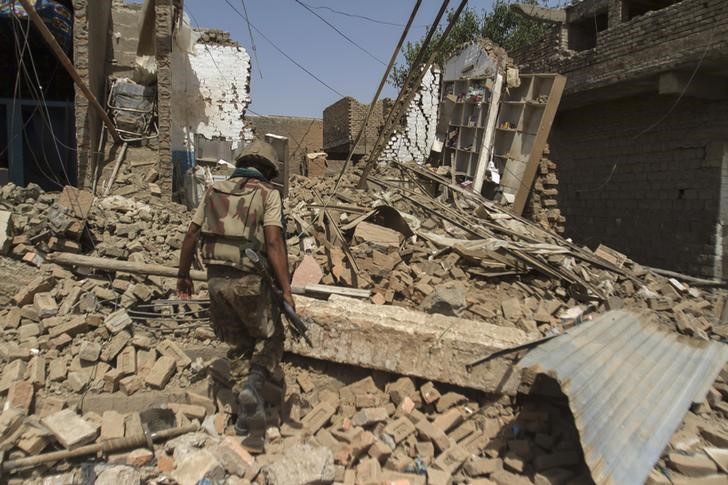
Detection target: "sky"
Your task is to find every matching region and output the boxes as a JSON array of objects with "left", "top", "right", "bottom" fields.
[{"left": 154, "top": 1, "right": 562, "bottom": 118}]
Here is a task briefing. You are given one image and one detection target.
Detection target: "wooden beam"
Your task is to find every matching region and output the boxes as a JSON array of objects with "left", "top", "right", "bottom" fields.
[
  {"left": 473, "top": 72, "right": 504, "bottom": 194},
  {"left": 512, "top": 74, "right": 567, "bottom": 215},
  {"left": 292, "top": 284, "right": 371, "bottom": 299},
  {"left": 17, "top": 0, "right": 122, "bottom": 144},
  {"left": 47, "top": 252, "right": 206, "bottom": 281},
  {"left": 102, "top": 142, "right": 129, "bottom": 197}
]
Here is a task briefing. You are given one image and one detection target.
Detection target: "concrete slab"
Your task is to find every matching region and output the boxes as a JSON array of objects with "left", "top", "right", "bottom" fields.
[{"left": 287, "top": 295, "right": 529, "bottom": 395}]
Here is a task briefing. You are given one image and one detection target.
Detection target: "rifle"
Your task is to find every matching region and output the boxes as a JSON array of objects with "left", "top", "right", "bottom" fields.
[{"left": 244, "top": 248, "right": 313, "bottom": 346}]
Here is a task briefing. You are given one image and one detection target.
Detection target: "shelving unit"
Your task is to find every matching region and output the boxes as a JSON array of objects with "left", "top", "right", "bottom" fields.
[
  {"left": 493, "top": 73, "right": 566, "bottom": 214},
  {"left": 436, "top": 71, "right": 565, "bottom": 215},
  {"left": 438, "top": 77, "right": 494, "bottom": 177}
]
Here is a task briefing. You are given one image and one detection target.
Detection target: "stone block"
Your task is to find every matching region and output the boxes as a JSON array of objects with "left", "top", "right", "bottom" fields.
[
  {"left": 25, "top": 356, "right": 46, "bottom": 388},
  {"left": 66, "top": 371, "right": 91, "bottom": 392},
  {"left": 415, "top": 419, "right": 451, "bottom": 452},
  {"left": 352, "top": 407, "right": 389, "bottom": 427},
  {"left": 7, "top": 380, "right": 34, "bottom": 414},
  {"left": 384, "top": 417, "right": 416, "bottom": 444},
  {"left": 42, "top": 409, "right": 98, "bottom": 449},
  {"left": 668, "top": 452, "right": 718, "bottom": 477},
  {"left": 117, "top": 346, "right": 137, "bottom": 376},
  {"left": 158, "top": 339, "right": 192, "bottom": 370},
  {"left": 144, "top": 356, "right": 176, "bottom": 389},
  {"left": 431, "top": 445, "right": 470, "bottom": 475},
  {"left": 0, "top": 359, "right": 27, "bottom": 393},
  {"left": 101, "top": 411, "right": 126, "bottom": 441},
  {"left": 119, "top": 375, "right": 143, "bottom": 395},
  {"left": 100, "top": 331, "right": 131, "bottom": 362},
  {"left": 127, "top": 448, "right": 154, "bottom": 467},
  {"left": 104, "top": 309, "right": 132, "bottom": 334},
  {"left": 48, "top": 358, "right": 67, "bottom": 382},
  {"left": 464, "top": 456, "right": 502, "bottom": 476},
  {"left": 301, "top": 401, "right": 336, "bottom": 433},
  {"left": 48, "top": 316, "right": 88, "bottom": 338},
  {"left": 433, "top": 408, "right": 464, "bottom": 433},
  {"left": 33, "top": 292, "right": 58, "bottom": 318},
  {"left": 14, "top": 275, "right": 55, "bottom": 306},
  {"left": 79, "top": 341, "right": 102, "bottom": 363},
  {"left": 214, "top": 436, "right": 255, "bottom": 477}
]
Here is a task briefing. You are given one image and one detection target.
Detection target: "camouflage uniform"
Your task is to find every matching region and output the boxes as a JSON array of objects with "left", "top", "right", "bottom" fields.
[{"left": 192, "top": 176, "right": 284, "bottom": 374}]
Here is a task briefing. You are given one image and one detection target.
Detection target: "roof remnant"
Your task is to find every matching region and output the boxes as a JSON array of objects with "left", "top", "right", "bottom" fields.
[{"left": 518, "top": 310, "right": 728, "bottom": 485}]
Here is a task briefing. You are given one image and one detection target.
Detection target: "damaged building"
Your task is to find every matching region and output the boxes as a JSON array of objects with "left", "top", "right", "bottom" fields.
[
  {"left": 511, "top": 0, "right": 728, "bottom": 279},
  {"left": 1, "top": 0, "right": 255, "bottom": 201},
  {"left": 0, "top": 1, "right": 727, "bottom": 485}
]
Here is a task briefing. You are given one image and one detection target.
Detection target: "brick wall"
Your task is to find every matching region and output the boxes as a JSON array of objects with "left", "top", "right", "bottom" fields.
[
  {"left": 523, "top": 150, "right": 565, "bottom": 235},
  {"left": 73, "top": 0, "right": 112, "bottom": 188},
  {"left": 512, "top": 0, "right": 728, "bottom": 97},
  {"left": 551, "top": 94, "right": 728, "bottom": 277},
  {"left": 323, "top": 97, "right": 385, "bottom": 157},
  {"left": 109, "top": 0, "right": 141, "bottom": 79},
  {"left": 246, "top": 115, "right": 323, "bottom": 175},
  {"left": 155, "top": 0, "right": 173, "bottom": 198},
  {"left": 323, "top": 97, "right": 350, "bottom": 152}
]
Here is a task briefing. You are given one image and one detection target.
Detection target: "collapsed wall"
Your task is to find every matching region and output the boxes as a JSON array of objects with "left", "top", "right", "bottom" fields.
[
  {"left": 523, "top": 149, "right": 565, "bottom": 235},
  {"left": 381, "top": 67, "right": 441, "bottom": 164},
  {"left": 170, "top": 35, "right": 253, "bottom": 175}
]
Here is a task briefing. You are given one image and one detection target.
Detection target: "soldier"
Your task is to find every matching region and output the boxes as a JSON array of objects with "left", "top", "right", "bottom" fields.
[{"left": 177, "top": 139, "right": 294, "bottom": 436}]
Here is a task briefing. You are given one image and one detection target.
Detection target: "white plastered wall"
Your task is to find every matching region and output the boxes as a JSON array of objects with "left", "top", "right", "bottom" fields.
[
  {"left": 171, "top": 42, "right": 253, "bottom": 165},
  {"left": 381, "top": 67, "right": 441, "bottom": 164}
]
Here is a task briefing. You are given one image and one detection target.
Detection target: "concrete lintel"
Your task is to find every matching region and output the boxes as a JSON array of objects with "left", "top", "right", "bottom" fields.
[
  {"left": 659, "top": 71, "right": 728, "bottom": 100},
  {"left": 289, "top": 295, "right": 531, "bottom": 395},
  {"left": 511, "top": 3, "right": 566, "bottom": 23}
]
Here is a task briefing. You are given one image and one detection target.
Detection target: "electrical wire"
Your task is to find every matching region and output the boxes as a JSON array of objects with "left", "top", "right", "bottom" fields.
[
  {"left": 12, "top": 13, "right": 74, "bottom": 187},
  {"left": 293, "top": 0, "right": 386, "bottom": 66},
  {"left": 239, "top": 0, "right": 263, "bottom": 79},
  {"left": 222, "top": 0, "right": 345, "bottom": 98},
  {"left": 296, "top": 0, "right": 425, "bottom": 238},
  {"left": 300, "top": 2, "right": 428, "bottom": 28},
  {"left": 9, "top": 12, "right": 67, "bottom": 188}
]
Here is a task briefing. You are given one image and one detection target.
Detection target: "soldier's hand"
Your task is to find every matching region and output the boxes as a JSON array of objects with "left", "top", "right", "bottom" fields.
[
  {"left": 283, "top": 291, "right": 296, "bottom": 313},
  {"left": 177, "top": 276, "right": 194, "bottom": 300}
]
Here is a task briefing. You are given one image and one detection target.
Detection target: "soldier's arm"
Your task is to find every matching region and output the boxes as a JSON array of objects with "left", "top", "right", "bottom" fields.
[
  {"left": 177, "top": 222, "right": 201, "bottom": 299},
  {"left": 264, "top": 225, "right": 294, "bottom": 311},
  {"left": 262, "top": 188, "right": 294, "bottom": 310}
]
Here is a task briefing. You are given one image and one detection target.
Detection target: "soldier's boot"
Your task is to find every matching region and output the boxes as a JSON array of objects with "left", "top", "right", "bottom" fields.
[{"left": 234, "top": 364, "right": 268, "bottom": 436}]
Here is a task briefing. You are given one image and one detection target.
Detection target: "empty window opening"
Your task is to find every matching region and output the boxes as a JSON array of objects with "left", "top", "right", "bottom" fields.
[
  {"left": 623, "top": 0, "right": 681, "bottom": 21},
  {"left": 567, "top": 11, "right": 608, "bottom": 52}
]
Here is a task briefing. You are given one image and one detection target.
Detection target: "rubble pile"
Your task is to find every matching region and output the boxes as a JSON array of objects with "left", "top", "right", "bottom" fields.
[
  {"left": 0, "top": 182, "right": 191, "bottom": 268},
  {"left": 0, "top": 172, "right": 725, "bottom": 484},
  {"left": 285, "top": 163, "right": 728, "bottom": 342}
]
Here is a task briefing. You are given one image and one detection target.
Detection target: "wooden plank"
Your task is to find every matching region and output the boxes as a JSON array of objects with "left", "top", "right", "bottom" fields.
[
  {"left": 17, "top": 0, "right": 122, "bottom": 144},
  {"left": 47, "top": 252, "right": 207, "bottom": 281},
  {"left": 473, "top": 72, "right": 504, "bottom": 193},
  {"left": 512, "top": 74, "right": 567, "bottom": 215},
  {"left": 102, "top": 142, "right": 129, "bottom": 197},
  {"left": 292, "top": 284, "right": 371, "bottom": 299}
]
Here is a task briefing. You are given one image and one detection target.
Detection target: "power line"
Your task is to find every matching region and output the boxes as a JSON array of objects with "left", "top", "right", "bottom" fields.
[
  {"left": 222, "top": 0, "right": 345, "bottom": 98},
  {"left": 301, "top": 2, "right": 428, "bottom": 28},
  {"left": 293, "top": 0, "right": 386, "bottom": 66},
  {"left": 299, "top": 0, "right": 424, "bottom": 238},
  {"left": 239, "top": 0, "right": 263, "bottom": 79}
]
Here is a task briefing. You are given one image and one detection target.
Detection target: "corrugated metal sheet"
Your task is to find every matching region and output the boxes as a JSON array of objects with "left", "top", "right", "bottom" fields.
[{"left": 518, "top": 310, "right": 728, "bottom": 485}]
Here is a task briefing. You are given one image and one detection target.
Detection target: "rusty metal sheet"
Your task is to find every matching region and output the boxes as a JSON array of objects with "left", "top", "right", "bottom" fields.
[{"left": 519, "top": 310, "right": 728, "bottom": 485}]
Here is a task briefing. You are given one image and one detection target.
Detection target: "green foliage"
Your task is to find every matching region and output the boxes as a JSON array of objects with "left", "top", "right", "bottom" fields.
[{"left": 390, "top": 0, "right": 550, "bottom": 88}]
